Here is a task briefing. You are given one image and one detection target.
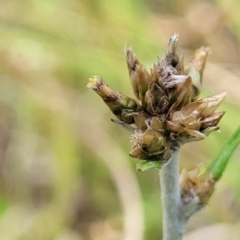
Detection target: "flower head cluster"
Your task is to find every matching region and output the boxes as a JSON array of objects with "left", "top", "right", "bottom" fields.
[{"left": 87, "top": 35, "right": 225, "bottom": 164}]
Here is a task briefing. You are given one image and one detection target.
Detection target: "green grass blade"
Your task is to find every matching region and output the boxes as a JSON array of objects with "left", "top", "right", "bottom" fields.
[{"left": 207, "top": 126, "right": 240, "bottom": 181}]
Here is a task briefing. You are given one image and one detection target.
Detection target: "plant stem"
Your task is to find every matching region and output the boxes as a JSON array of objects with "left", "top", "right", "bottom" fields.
[{"left": 160, "top": 151, "right": 187, "bottom": 240}]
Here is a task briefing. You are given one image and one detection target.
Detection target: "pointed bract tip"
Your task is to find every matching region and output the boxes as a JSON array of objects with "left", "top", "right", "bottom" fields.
[
  {"left": 166, "top": 33, "right": 179, "bottom": 54},
  {"left": 198, "top": 46, "right": 210, "bottom": 56},
  {"left": 124, "top": 42, "right": 128, "bottom": 51},
  {"left": 170, "top": 33, "right": 179, "bottom": 44},
  {"left": 218, "top": 91, "right": 227, "bottom": 99},
  {"left": 87, "top": 75, "right": 103, "bottom": 90},
  {"left": 204, "top": 91, "right": 226, "bottom": 107},
  {"left": 124, "top": 45, "right": 132, "bottom": 54}
]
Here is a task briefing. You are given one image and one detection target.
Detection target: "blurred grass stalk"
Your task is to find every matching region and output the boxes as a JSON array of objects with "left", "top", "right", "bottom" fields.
[{"left": 207, "top": 126, "right": 240, "bottom": 181}]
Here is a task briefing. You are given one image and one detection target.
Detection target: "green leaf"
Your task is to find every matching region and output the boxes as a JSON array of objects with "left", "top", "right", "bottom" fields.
[
  {"left": 207, "top": 126, "right": 240, "bottom": 181},
  {"left": 136, "top": 160, "right": 164, "bottom": 172}
]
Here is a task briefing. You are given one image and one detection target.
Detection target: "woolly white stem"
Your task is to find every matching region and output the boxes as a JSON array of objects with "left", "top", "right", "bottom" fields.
[{"left": 160, "top": 151, "right": 188, "bottom": 240}]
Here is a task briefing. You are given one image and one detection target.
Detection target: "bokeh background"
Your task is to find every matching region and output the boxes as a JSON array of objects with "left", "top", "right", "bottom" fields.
[{"left": 0, "top": 0, "right": 240, "bottom": 239}]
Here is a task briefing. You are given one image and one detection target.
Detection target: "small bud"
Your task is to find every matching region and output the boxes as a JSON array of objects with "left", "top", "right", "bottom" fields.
[
  {"left": 180, "top": 166, "right": 215, "bottom": 205},
  {"left": 129, "top": 143, "right": 149, "bottom": 160},
  {"left": 165, "top": 34, "right": 179, "bottom": 67},
  {"left": 161, "top": 34, "right": 180, "bottom": 75},
  {"left": 149, "top": 64, "right": 159, "bottom": 83},
  {"left": 141, "top": 130, "right": 165, "bottom": 153},
  {"left": 187, "top": 47, "right": 210, "bottom": 99},
  {"left": 125, "top": 48, "right": 150, "bottom": 103},
  {"left": 88, "top": 76, "right": 138, "bottom": 123},
  {"left": 87, "top": 75, "right": 114, "bottom": 98},
  {"left": 149, "top": 63, "right": 166, "bottom": 91},
  {"left": 132, "top": 111, "right": 150, "bottom": 131},
  {"left": 130, "top": 130, "right": 169, "bottom": 160},
  {"left": 145, "top": 83, "right": 169, "bottom": 114},
  {"left": 168, "top": 76, "right": 192, "bottom": 110}
]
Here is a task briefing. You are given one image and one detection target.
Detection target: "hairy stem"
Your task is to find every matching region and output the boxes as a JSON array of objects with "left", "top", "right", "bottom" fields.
[{"left": 160, "top": 151, "right": 187, "bottom": 240}]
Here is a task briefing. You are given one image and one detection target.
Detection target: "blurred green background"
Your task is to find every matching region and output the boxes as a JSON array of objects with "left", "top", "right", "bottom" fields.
[{"left": 0, "top": 0, "right": 239, "bottom": 239}]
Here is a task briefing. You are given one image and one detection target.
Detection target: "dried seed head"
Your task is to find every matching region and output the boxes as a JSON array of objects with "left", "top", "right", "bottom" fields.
[
  {"left": 88, "top": 35, "right": 225, "bottom": 167},
  {"left": 180, "top": 166, "right": 215, "bottom": 205}
]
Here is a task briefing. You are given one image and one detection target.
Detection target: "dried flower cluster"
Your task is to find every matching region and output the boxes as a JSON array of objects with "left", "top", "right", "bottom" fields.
[
  {"left": 87, "top": 34, "right": 225, "bottom": 164},
  {"left": 179, "top": 165, "right": 215, "bottom": 206}
]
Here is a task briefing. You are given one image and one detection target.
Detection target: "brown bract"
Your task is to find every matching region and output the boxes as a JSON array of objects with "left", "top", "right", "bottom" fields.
[
  {"left": 88, "top": 34, "right": 225, "bottom": 163},
  {"left": 179, "top": 166, "right": 215, "bottom": 205}
]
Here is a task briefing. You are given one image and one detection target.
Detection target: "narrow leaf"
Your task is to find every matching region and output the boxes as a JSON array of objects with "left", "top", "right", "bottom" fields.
[
  {"left": 136, "top": 160, "right": 164, "bottom": 172},
  {"left": 207, "top": 126, "right": 240, "bottom": 181}
]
